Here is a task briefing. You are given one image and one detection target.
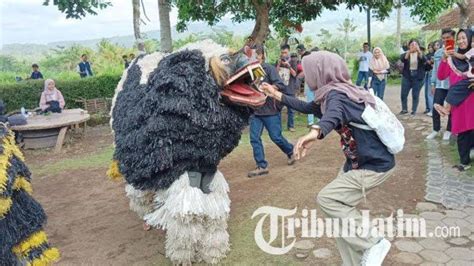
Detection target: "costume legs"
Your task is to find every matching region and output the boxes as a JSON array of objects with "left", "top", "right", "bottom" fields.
[{"left": 144, "top": 171, "right": 230, "bottom": 264}]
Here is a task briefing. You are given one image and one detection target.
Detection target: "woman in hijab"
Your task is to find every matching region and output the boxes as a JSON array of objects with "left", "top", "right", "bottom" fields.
[
  {"left": 39, "top": 79, "right": 65, "bottom": 113},
  {"left": 261, "top": 51, "right": 395, "bottom": 266},
  {"left": 369, "top": 47, "right": 390, "bottom": 100},
  {"left": 435, "top": 29, "right": 474, "bottom": 171}
]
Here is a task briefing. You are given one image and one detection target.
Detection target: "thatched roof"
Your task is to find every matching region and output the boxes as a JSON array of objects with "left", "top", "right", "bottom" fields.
[{"left": 422, "top": 0, "right": 474, "bottom": 31}]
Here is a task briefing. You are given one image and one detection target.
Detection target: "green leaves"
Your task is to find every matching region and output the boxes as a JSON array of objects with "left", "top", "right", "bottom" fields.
[
  {"left": 402, "top": 0, "right": 456, "bottom": 23},
  {"left": 43, "top": 0, "right": 112, "bottom": 19}
]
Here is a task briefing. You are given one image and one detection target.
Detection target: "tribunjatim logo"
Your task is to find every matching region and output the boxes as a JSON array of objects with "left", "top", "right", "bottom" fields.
[{"left": 252, "top": 206, "right": 460, "bottom": 255}]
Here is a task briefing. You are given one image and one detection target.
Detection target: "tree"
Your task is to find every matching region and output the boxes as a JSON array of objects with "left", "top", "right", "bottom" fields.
[
  {"left": 43, "top": 0, "right": 111, "bottom": 19},
  {"left": 403, "top": 0, "right": 470, "bottom": 28},
  {"left": 395, "top": 0, "right": 402, "bottom": 52},
  {"left": 175, "top": 0, "right": 395, "bottom": 45},
  {"left": 132, "top": 0, "right": 145, "bottom": 52},
  {"left": 158, "top": 0, "right": 173, "bottom": 52},
  {"left": 338, "top": 17, "right": 357, "bottom": 60}
]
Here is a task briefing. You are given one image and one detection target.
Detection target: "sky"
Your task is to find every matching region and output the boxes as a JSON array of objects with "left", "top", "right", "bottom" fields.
[
  {"left": 0, "top": 0, "right": 421, "bottom": 48},
  {"left": 1, "top": 0, "right": 179, "bottom": 46}
]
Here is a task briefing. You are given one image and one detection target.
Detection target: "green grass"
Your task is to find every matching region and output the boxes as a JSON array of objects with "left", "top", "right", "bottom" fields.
[
  {"left": 444, "top": 143, "right": 474, "bottom": 177},
  {"left": 30, "top": 145, "right": 114, "bottom": 176}
]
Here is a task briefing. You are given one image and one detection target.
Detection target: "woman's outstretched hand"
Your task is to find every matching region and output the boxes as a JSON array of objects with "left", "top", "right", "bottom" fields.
[
  {"left": 294, "top": 128, "right": 320, "bottom": 160},
  {"left": 260, "top": 82, "right": 283, "bottom": 101}
]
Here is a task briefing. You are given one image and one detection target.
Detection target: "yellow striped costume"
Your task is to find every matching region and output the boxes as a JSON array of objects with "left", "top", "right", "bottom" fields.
[{"left": 0, "top": 124, "right": 60, "bottom": 265}]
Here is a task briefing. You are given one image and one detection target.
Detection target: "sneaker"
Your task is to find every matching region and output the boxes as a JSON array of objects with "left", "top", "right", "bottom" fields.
[
  {"left": 399, "top": 110, "right": 408, "bottom": 115},
  {"left": 426, "top": 131, "right": 440, "bottom": 140},
  {"left": 288, "top": 127, "right": 296, "bottom": 132},
  {"left": 361, "top": 238, "right": 391, "bottom": 266},
  {"left": 248, "top": 167, "right": 269, "bottom": 178},
  {"left": 410, "top": 111, "right": 416, "bottom": 116},
  {"left": 442, "top": 131, "right": 451, "bottom": 141},
  {"left": 423, "top": 109, "right": 430, "bottom": 114},
  {"left": 426, "top": 112, "right": 432, "bottom": 117},
  {"left": 287, "top": 154, "right": 295, "bottom": 165},
  {"left": 453, "top": 164, "right": 471, "bottom": 172}
]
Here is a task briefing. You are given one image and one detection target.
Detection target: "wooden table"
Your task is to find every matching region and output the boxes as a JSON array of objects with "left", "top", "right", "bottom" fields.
[{"left": 10, "top": 109, "right": 90, "bottom": 153}]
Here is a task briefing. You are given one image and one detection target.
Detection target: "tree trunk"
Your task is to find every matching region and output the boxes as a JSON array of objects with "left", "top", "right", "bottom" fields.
[
  {"left": 158, "top": 0, "right": 172, "bottom": 52},
  {"left": 396, "top": 0, "right": 401, "bottom": 52},
  {"left": 250, "top": 1, "right": 270, "bottom": 45},
  {"left": 132, "top": 0, "right": 145, "bottom": 52},
  {"left": 344, "top": 32, "right": 348, "bottom": 61},
  {"left": 457, "top": 0, "right": 469, "bottom": 29}
]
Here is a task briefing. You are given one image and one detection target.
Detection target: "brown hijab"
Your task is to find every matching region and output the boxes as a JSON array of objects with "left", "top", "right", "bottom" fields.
[{"left": 301, "top": 51, "right": 376, "bottom": 113}]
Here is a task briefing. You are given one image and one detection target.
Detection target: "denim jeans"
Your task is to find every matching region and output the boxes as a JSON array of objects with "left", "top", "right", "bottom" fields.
[
  {"left": 286, "top": 106, "right": 294, "bottom": 129},
  {"left": 401, "top": 72, "right": 423, "bottom": 114},
  {"left": 304, "top": 84, "right": 315, "bottom": 125},
  {"left": 250, "top": 114, "right": 294, "bottom": 168},
  {"left": 371, "top": 77, "right": 386, "bottom": 100},
  {"left": 356, "top": 71, "right": 369, "bottom": 89},
  {"left": 424, "top": 71, "right": 433, "bottom": 112}
]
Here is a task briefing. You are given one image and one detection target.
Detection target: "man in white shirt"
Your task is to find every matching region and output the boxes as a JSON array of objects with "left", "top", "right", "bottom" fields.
[{"left": 356, "top": 42, "right": 373, "bottom": 89}]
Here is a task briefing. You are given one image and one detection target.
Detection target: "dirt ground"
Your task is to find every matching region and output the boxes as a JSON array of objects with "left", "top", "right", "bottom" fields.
[{"left": 26, "top": 85, "right": 430, "bottom": 265}]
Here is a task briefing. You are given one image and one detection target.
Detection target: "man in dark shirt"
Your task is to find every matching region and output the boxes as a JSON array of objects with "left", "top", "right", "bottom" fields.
[
  {"left": 30, "top": 64, "right": 44, "bottom": 80},
  {"left": 275, "top": 45, "right": 298, "bottom": 131},
  {"left": 247, "top": 45, "right": 295, "bottom": 178},
  {"left": 77, "top": 54, "right": 94, "bottom": 78}
]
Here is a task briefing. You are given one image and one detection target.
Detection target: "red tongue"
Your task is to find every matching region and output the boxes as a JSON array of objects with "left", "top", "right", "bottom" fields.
[{"left": 228, "top": 82, "right": 255, "bottom": 96}]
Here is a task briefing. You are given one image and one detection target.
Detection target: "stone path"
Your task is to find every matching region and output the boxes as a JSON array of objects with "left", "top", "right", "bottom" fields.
[
  {"left": 392, "top": 203, "right": 474, "bottom": 265},
  {"left": 425, "top": 140, "right": 474, "bottom": 209},
  {"left": 394, "top": 115, "right": 474, "bottom": 264}
]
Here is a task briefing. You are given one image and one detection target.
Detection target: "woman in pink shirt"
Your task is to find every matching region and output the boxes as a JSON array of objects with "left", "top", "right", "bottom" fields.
[
  {"left": 436, "top": 29, "right": 474, "bottom": 171},
  {"left": 39, "top": 79, "right": 65, "bottom": 113}
]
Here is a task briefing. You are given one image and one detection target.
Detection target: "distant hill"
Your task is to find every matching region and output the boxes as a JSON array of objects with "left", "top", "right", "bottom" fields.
[{"left": 1, "top": 8, "right": 420, "bottom": 59}]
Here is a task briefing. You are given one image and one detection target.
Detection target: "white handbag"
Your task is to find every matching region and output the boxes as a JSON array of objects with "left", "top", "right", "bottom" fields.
[{"left": 350, "top": 97, "right": 405, "bottom": 154}]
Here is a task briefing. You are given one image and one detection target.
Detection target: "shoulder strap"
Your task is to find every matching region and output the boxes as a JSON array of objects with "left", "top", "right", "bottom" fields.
[{"left": 349, "top": 122, "right": 373, "bottom": 131}]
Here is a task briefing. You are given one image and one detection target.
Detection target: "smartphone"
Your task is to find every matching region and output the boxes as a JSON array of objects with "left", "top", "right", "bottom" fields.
[{"left": 445, "top": 39, "right": 455, "bottom": 51}]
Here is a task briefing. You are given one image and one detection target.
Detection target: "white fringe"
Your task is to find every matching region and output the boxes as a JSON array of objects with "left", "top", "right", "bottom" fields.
[
  {"left": 135, "top": 52, "right": 166, "bottom": 85},
  {"left": 124, "top": 184, "right": 155, "bottom": 219},
  {"left": 144, "top": 171, "right": 231, "bottom": 264}
]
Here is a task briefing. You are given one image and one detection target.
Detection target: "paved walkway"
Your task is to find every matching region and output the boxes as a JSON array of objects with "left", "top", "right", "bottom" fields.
[
  {"left": 391, "top": 114, "right": 474, "bottom": 265},
  {"left": 392, "top": 203, "right": 474, "bottom": 265}
]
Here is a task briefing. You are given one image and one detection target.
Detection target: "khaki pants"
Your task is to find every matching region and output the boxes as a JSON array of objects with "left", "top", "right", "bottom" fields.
[{"left": 317, "top": 168, "right": 394, "bottom": 266}]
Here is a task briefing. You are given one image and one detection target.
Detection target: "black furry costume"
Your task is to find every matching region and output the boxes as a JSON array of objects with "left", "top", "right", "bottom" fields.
[
  {"left": 0, "top": 125, "right": 59, "bottom": 265},
  {"left": 112, "top": 49, "right": 251, "bottom": 190}
]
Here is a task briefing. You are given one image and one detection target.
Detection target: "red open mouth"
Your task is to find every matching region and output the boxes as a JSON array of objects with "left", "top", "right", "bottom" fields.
[{"left": 220, "top": 62, "right": 267, "bottom": 108}]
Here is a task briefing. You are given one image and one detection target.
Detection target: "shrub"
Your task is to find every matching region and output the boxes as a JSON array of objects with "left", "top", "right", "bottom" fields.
[{"left": 0, "top": 75, "right": 121, "bottom": 112}]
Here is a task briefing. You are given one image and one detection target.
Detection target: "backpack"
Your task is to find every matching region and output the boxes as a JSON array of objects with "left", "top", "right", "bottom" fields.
[{"left": 350, "top": 96, "right": 405, "bottom": 154}]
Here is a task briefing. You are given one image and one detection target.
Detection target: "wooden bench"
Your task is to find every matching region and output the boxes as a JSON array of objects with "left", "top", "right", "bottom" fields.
[{"left": 10, "top": 109, "right": 90, "bottom": 153}]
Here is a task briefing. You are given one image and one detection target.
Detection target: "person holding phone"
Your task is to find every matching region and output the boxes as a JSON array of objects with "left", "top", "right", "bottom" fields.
[
  {"left": 275, "top": 44, "right": 298, "bottom": 132},
  {"left": 435, "top": 28, "right": 474, "bottom": 171},
  {"left": 399, "top": 39, "right": 427, "bottom": 116},
  {"left": 423, "top": 43, "right": 435, "bottom": 115},
  {"left": 426, "top": 29, "right": 455, "bottom": 141}
]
